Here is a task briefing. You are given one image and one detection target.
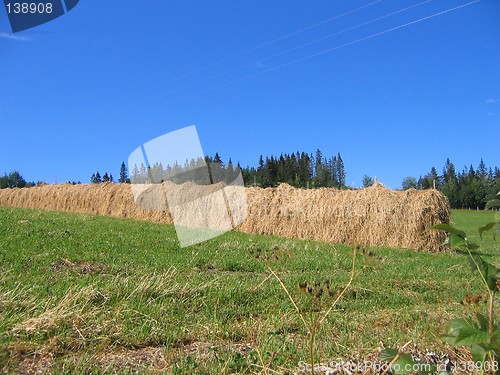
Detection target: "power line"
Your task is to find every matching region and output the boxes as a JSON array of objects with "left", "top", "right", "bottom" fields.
[
  {"left": 152, "top": 0, "right": 433, "bottom": 96},
  {"left": 154, "top": 0, "right": 383, "bottom": 84},
  {"left": 163, "top": 0, "right": 479, "bottom": 104},
  {"left": 255, "top": 0, "right": 479, "bottom": 75},
  {"left": 102, "top": 0, "right": 382, "bottom": 108}
]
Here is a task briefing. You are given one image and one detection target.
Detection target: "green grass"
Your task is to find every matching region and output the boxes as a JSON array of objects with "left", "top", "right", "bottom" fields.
[{"left": 0, "top": 207, "right": 498, "bottom": 374}]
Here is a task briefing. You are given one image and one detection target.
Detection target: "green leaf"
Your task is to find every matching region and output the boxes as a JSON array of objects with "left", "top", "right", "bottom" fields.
[
  {"left": 418, "top": 364, "right": 438, "bottom": 375},
  {"left": 446, "top": 318, "right": 470, "bottom": 335},
  {"left": 476, "top": 313, "right": 489, "bottom": 331},
  {"left": 484, "top": 199, "right": 500, "bottom": 210},
  {"left": 468, "top": 243, "right": 480, "bottom": 251},
  {"left": 392, "top": 354, "right": 416, "bottom": 374},
  {"left": 479, "top": 222, "right": 497, "bottom": 240},
  {"left": 455, "top": 326, "right": 491, "bottom": 346},
  {"left": 465, "top": 254, "right": 499, "bottom": 290},
  {"left": 426, "top": 224, "right": 466, "bottom": 239},
  {"left": 482, "top": 262, "right": 499, "bottom": 291},
  {"left": 380, "top": 348, "right": 399, "bottom": 362},
  {"left": 471, "top": 344, "right": 487, "bottom": 363},
  {"left": 449, "top": 234, "right": 467, "bottom": 249},
  {"left": 442, "top": 335, "right": 459, "bottom": 346},
  {"left": 444, "top": 318, "right": 491, "bottom": 346}
]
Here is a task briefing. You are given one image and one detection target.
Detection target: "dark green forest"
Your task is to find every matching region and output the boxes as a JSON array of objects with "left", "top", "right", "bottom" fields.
[{"left": 1, "top": 151, "right": 498, "bottom": 210}]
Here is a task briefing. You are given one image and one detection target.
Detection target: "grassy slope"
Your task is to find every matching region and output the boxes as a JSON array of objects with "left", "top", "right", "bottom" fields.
[{"left": 0, "top": 207, "right": 498, "bottom": 374}]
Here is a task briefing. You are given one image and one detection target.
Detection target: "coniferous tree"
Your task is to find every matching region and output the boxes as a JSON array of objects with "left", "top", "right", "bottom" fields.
[
  {"left": 330, "top": 156, "right": 338, "bottom": 187},
  {"left": 90, "top": 172, "right": 101, "bottom": 184},
  {"left": 139, "top": 163, "right": 147, "bottom": 183},
  {"left": 362, "top": 175, "right": 374, "bottom": 188},
  {"left": 0, "top": 171, "right": 27, "bottom": 188},
  {"left": 336, "top": 153, "right": 346, "bottom": 188},
  {"left": 131, "top": 165, "right": 140, "bottom": 183},
  {"left": 213, "top": 152, "right": 222, "bottom": 165},
  {"left": 119, "top": 162, "right": 128, "bottom": 183},
  {"left": 441, "top": 159, "right": 459, "bottom": 208}
]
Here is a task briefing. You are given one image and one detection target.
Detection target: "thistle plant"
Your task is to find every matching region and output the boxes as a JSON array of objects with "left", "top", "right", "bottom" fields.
[{"left": 252, "top": 245, "right": 357, "bottom": 375}]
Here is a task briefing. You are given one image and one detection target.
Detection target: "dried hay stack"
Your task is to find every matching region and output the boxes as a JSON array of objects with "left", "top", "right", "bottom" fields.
[
  {"left": 0, "top": 181, "right": 450, "bottom": 251},
  {"left": 0, "top": 183, "right": 172, "bottom": 224},
  {"left": 241, "top": 182, "right": 450, "bottom": 251}
]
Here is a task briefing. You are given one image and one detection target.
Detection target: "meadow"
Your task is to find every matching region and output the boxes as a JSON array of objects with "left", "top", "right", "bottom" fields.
[{"left": 0, "top": 207, "right": 498, "bottom": 374}]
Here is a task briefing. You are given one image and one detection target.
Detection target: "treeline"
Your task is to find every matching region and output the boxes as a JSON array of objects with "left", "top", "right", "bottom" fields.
[
  {"left": 240, "top": 150, "right": 346, "bottom": 188},
  {"left": 0, "top": 171, "right": 35, "bottom": 188},
  {"left": 413, "top": 159, "right": 500, "bottom": 209},
  {"left": 125, "top": 150, "right": 346, "bottom": 188},
  {"left": 2, "top": 153, "right": 498, "bottom": 210}
]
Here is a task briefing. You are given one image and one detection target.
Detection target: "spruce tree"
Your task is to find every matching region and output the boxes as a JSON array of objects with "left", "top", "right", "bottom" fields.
[
  {"left": 362, "top": 175, "right": 374, "bottom": 187},
  {"left": 336, "top": 153, "right": 346, "bottom": 188},
  {"left": 119, "top": 162, "right": 128, "bottom": 183}
]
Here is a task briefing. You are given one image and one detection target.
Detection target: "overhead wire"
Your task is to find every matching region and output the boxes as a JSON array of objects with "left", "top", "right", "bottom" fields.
[
  {"left": 162, "top": 0, "right": 480, "bottom": 105},
  {"left": 149, "top": 0, "right": 433, "bottom": 99},
  {"left": 101, "top": 0, "right": 383, "bottom": 108}
]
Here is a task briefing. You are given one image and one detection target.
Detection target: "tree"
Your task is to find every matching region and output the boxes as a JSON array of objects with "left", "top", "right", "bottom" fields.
[
  {"left": 119, "top": 162, "right": 129, "bottom": 183},
  {"left": 102, "top": 172, "right": 110, "bottom": 182},
  {"left": 131, "top": 165, "right": 140, "bottom": 183},
  {"left": 443, "top": 158, "right": 457, "bottom": 184},
  {"left": 330, "top": 156, "right": 338, "bottom": 187},
  {"left": 90, "top": 172, "right": 103, "bottom": 184},
  {"left": 362, "top": 175, "right": 374, "bottom": 188},
  {"left": 226, "top": 158, "right": 235, "bottom": 183},
  {"left": 213, "top": 152, "right": 222, "bottom": 165},
  {"left": 336, "top": 153, "right": 346, "bottom": 187},
  {"left": 420, "top": 167, "right": 439, "bottom": 189},
  {"left": 0, "top": 171, "right": 27, "bottom": 188},
  {"left": 402, "top": 176, "right": 418, "bottom": 190},
  {"left": 477, "top": 158, "right": 487, "bottom": 180}
]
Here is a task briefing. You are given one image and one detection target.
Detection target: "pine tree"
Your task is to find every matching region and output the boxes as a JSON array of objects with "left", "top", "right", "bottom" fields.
[
  {"left": 442, "top": 159, "right": 459, "bottom": 208},
  {"left": 139, "top": 163, "right": 147, "bottom": 183},
  {"left": 131, "top": 165, "right": 140, "bottom": 183},
  {"left": 362, "top": 175, "right": 374, "bottom": 187},
  {"left": 226, "top": 158, "right": 235, "bottom": 183},
  {"left": 477, "top": 159, "right": 487, "bottom": 180},
  {"left": 336, "top": 153, "right": 346, "bottom": 188},
  {"left": 102, "top": 172, "right": 110, "bottom": 182},
  {"left": 119, "top": 162, "right": 128, "bottom": 183},
  {"left": 330, "top": 156, "right": 338, "bottom": 187},
  {"left": 213, "top": 152, "right": 222, "bottom": 165}
]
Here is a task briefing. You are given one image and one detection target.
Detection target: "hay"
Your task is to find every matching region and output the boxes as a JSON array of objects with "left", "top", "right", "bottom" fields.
[
  {"left": 0, "top": 182, "right": 172, "bottom": 223},
  {"left": 241, "top": 182, "right": 450, "bottom": 251},
  {"left": 0, "top": 181, "right": 450, "bottom": 251}
]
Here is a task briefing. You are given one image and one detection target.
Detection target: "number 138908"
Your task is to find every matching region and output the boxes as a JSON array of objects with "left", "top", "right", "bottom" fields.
[{"left": 6, "top": 2, "right": 53, "bottom": 14}]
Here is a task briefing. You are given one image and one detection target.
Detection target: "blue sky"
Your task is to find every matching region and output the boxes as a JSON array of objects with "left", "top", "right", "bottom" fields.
[{"left": 0, "top": 0, "right": 499, "bottom": 188}]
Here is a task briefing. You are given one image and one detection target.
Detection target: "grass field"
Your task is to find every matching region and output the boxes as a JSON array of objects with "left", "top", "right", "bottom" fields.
[{"left": 0, "top": 207, "right": 498, "bottom": 374}]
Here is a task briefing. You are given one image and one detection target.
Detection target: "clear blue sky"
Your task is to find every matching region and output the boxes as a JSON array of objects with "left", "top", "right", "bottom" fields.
[{"left": 1, "top": 0, "right": 499, "bottom": 188}]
